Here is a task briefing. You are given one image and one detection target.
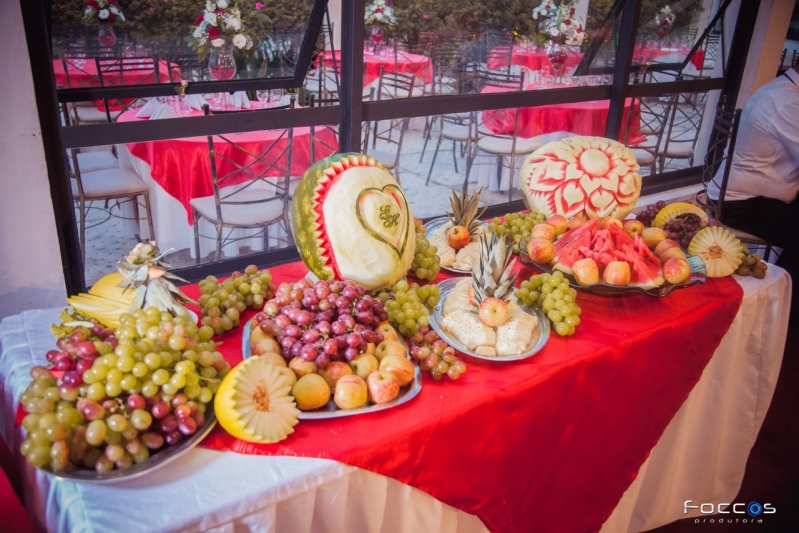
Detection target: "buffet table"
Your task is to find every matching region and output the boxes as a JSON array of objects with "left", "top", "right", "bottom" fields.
[{"left": 0, "top": 261, "right": 789, "bottom": 532}]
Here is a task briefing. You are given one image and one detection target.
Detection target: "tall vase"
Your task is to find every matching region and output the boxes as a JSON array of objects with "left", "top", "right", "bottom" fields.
[
  {"left": 370, "top": 24, "right": 385, "bottom": 56},
  {"left": 208, "top": 43, "right": 238, "bottom": 81},
  {"left": 547, "top": 42, "right": 568, "bottom": 85},
  {"left": 98, "top": 23, "right": 117, "bottom": 47}
]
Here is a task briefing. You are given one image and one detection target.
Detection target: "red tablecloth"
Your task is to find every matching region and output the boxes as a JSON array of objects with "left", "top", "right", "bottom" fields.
[
  {"left": 118, "top": 108, "right": 337, "bottom": 224},
  {"left": 634, "top": 45, "right": 706, "bottom": 70},
  {"left": 194, "top": 260, "right": 743, "bottom": 533},
  {"left": 52, "top": 59, "right": 177, "bottom": 89},
  {"left": 321, "top": 50, "right": 433, "bottom": 86},
  {"left": 480, "top": 85, "right": 645, "bottom": 144}
]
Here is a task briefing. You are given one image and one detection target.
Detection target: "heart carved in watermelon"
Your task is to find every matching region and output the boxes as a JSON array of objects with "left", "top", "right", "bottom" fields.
[
  {"left": 291, "top": 153, "right": 415, "bottom": 291},
  {"left": 552, "top": 219, "right": 665, "bottom": 288},
  {"left": 519, "top": 136, "right": 642, "bottom": 221}
]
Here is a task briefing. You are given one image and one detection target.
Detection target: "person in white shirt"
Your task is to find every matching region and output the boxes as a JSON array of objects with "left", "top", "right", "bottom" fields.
[{"left": 711, "top": 66, "right": 799, "bottom": 320}]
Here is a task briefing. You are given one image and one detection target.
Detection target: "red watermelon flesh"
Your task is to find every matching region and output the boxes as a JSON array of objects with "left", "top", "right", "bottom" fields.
[{"left": 554, "top": 218, "right": 600, "bottom": 255}]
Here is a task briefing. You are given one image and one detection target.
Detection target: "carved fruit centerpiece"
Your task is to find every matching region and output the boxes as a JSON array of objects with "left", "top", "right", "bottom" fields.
[
  {"left": 519, "top": 136, "right": 642, "bottom": 222},
  {"left": 440, "top": 233, "right": 539, "bottom": 357},
  {"left": 291, "top": 153, "right": 415, "bottom": 291},
  {"left": 428, "top": 186, "right": 488, "bottom": 271}
]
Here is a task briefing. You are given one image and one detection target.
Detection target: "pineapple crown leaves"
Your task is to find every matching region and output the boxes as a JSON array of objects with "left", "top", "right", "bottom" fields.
[
  {"left": 117, "top": 241, "right": 198, "bottom": 311},
  {"left": 446, "top": 185, "right": 488, "bottom": 239},
  {"left": 470, "top": 232, "right": 518, "bottom": 304}
]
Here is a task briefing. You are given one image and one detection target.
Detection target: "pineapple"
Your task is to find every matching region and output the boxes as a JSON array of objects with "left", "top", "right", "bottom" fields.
[
  {"left": 470, "top": 233, "right": 518, "bottom": 327},
  {"left": 446, "top": 185, "right": 487, "bottom": 250},
  {"left": 117, "top": 241, "right": 198, "bottom": 317}
]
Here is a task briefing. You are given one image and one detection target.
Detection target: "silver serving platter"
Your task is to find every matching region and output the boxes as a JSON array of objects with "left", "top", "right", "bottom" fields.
[
  {"left": 428, "top": 277, "right": 550, "bottom": 362},
  {"left": 46, "top": 408, "right": 217, "bottom": 483},
  {"left": 423, "top": 217, "right": 487, "bottom": 276},
  {"left": 243, "top": 318, "right": 422, "bottom": 419},
  {"left": 518, "top": 237, "right": 707, "bottom": 298}
]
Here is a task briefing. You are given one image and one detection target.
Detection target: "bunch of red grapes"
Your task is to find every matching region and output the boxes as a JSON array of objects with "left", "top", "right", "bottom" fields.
[
  {"left": 407, "top": 326, "right": 467, "bottom": 381},
  {"left": 257, "top": 279, "right": 390, "bottom": 369},
  {"left": 636, "top": 201, "right": 719, "bottom": 249}
]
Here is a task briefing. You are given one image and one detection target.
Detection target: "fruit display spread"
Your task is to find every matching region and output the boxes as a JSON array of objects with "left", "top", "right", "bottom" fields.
[
  {"left": 427, "top": 185, "right": 488, "bottom": 270},
  {"left": 439, "top": 233, "right": 541, "bottom": 356},
  {"left": 19, "top": 243, "right": 228, "bottom": 474}
]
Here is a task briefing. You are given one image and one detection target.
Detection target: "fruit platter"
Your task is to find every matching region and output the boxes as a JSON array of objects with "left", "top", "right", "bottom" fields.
[
  {"left": 425, "top": 186, "right": 488, "bottom": 274},
  {"left": 242, "top": 317, "right": 422, "bottom": 419}
]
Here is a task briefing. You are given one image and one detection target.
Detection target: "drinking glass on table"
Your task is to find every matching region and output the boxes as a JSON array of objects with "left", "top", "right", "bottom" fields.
[
  {"left": 256, "top": 90, "right": 270, "bottom": 107},
  {"left": 269, "top": 89, "right": 285, "bottom": 107}
]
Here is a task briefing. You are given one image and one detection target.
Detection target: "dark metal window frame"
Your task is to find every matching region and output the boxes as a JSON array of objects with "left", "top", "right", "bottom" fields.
[{"left": 20, "top": 0, "right": 761, "bottom": 293}]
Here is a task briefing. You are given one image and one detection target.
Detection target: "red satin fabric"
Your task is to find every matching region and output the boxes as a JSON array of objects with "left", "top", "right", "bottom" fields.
[
  {"left": 321, "top": 50, "right": 433, "bottom": 86},
  {"left": 489, "top": 46, "right": 705, "bottom": 72},
  {"left": 117, "top": 110, "right": 338, "bottom": 224},
  {"left": 0, "top": 434, "right": 38, "bottom": 533},
  {"left": 633, "top": 45, "right": 706, "bottom": 70},
  {"left": 52, "top": 59, "right": 176, "bottom": 89},
  {"left": 194, "top": 260, "right": 744, "bottom": 533},
  {"left": 480, "top": 85, "right": 645, "bottom": 144}
]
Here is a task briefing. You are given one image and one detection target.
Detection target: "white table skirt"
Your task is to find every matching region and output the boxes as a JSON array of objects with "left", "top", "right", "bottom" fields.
[
  {"left": 117, "top": 146, "right": 289, "bottom": 260},
  {"left": 0, "top": 268, "right": 789, "bottom": 533}
]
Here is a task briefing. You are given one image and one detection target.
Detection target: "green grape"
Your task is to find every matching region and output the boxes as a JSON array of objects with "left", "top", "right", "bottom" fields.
[
  {"left": 547, "top": 310, "right": 563, "bottom": 323},
  {"left": 554, "top": 321, "right": 570, "bottom": 336}
]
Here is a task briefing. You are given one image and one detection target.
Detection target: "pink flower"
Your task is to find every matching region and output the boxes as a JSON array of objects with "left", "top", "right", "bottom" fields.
[
  {"left": 148, "top": 6, "right": 154, "bottom": 11},
  {"left": 570, "top": 8, "right": 575, "bottom": 15},
  {"left": 422, "top": 13, "right": 428, "bottom": 20},
  {"left": 375, "top": 8, "right": 383, "bottom": 13},
  {"left": 564, "top": 20, "right": 571, "bottom": 26},
  {"left": 255, "top": 1, "right": 264, "bottom": 9}
]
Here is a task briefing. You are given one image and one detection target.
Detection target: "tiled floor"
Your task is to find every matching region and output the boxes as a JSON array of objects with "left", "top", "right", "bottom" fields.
[{"left": 80, "top": 117, "right": 695, "bottom": 286}]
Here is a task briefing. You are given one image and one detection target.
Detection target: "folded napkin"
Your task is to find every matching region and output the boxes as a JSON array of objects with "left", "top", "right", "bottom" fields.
[
  {"left": 135, "top": 98, "right": 161, "bottom": 118},
  {"left": 150, "top": 104, "right": 178, "bottom": 120},
  {"left": 183, "top": 94, "right": 207, "bottom": 111},
  {"left": 230, "top": 92, "right": 251, "bottom": 109}
]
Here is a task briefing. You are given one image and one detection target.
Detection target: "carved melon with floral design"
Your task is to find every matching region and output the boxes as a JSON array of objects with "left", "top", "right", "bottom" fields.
[
  {"left": 519, "top": 136, "right": 642, "bottom": 221},
  {"left": 291, "top": 153, "right": 415, "bottom": 291}
]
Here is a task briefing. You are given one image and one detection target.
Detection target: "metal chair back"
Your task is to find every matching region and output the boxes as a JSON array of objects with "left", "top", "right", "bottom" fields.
[
  {"left": 96, "top": 56, "right": 162, "bottom": 121},
  {"left": 698, "top": 101, "right": 742, "bottom": 221}
]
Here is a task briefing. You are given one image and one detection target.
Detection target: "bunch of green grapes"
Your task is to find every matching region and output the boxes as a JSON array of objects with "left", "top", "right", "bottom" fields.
[
  {"left": 488, "top": 211, "right": 547, "bottom": 254},
  {"left": 410, "top": 233, "right": 441, "bottom": 281},
  {"left": 377, "top": 280, "right": 441, "bottom": 337},
  {"left": 198, "top": 265, "right": 275, "bottom": 336},
  {"left": 514, "top": 271, "right": 582, "bottom": 336},
  {"left": 19, "top": 310, "right": 230, "bottom": 473}
]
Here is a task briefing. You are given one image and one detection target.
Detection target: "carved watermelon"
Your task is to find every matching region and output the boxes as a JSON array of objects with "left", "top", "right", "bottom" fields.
[
  {"left": 519, "top": 136, "right": 642, "bottom": 221},
  {"left": 291, "top": 153, "right": 415, "bottom": 291}
]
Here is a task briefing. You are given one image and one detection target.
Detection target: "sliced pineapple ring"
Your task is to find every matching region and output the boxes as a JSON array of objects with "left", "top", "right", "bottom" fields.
[
  {"left": 215, "top": 357, "right": 300, "bottom": 444},
  {"left": 688, "top": 226, "right": 743, "bottom": 278}
]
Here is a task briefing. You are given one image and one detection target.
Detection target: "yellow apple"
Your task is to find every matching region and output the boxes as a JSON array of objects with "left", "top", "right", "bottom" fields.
[
  {"left": 374, "top": 340, "right": 406, "bottom": 362},
  {"left": 291, "top": 373, "right": 330, "bottom": 411},
  {"left": 318, "top": 361, "right": 353, "bottom": 392},
  {"left": 379, "top": 354, "right": 415, "bottom": 386},
  {"left": 349, "top": 353, "right": 379, "bottom": 380},
  {"left": 333, "top": 375, "right": 368, "bottom": 409}
]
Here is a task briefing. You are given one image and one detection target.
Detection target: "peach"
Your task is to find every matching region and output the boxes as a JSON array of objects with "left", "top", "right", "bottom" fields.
[
  {"left": 567, "top": 212, "right": 588, "bottom": 230},
  {"left": 659, "top": 247, "right": 687, "bottom": 265},
  {"left": 600, "top": 217, "right": 623, "bottom": 230},
  {"left": 654, "top": 239, "right": 680, "bottom": 258},
  {"left": 526, "top": 237, "right": 555, "bottom": 263},
  {"left": 603, "top": 261, "right": 631, "bottom": 286},
  {"left": 251, "top": 337, "right": 281, "bottom": 357},
  {"left": 572, "top": 258, "right": 600, "bottom": 285},
  {"left": 545, "top": 215, "right": 569, "bottom": 236},
  {"left": 641, "top": 227, "right": 666, "bottom": 250},
  {"left": 623, "top": 219, "right": 646, "bottom": 240},
  {"left": 289, "top": 357, "right": 317, "bottom": 378},
  {"left": 379, "top": 354, "right": 416, "bottom": 386},
  {"left": 531, "top": 223, "right": 556, "bottom": 242},
  {"left": 663, "top": 257, "right": 691, "bottom": 284}
]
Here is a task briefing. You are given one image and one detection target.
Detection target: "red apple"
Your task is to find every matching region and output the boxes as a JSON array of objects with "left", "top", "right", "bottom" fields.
[
  {"left": 366, "top": 370, "right": 401, "bottom": 404},
  {"left": 374, "top": 340, "right": 406, "bottom": 362},
  {"left": 318, "top": 361, "right": 353, "bottom": 392},
  {"left": 663, "top": 257, "right": 691, "bottom": 284},
  {"left": 659, "top": 247, "right": 687, "bottom": 265},
  {"left": 641, "top": 227, "right": 666, "bottom": 250},
  {"left": 478, "top": 297, "right": 509, "bottom": 327},
  {"left": 545, "top": 215, "right": 569, "bottom": 236},
  {"left": 572, "top": 258, "right": 600, "bottom": 285},
  {"left": 603, "top": 261, "right": 631, "bottom": 286},
  {"left": 531, "top": 223, "right": 556, "bottom": 242},
  {"left": 526, "top": 237, "right": 555, "bottom": 263},
  {"left": 600, "top": 217, "right": 623, "bottom": 230},
  {"left": 333, "top": 375, "right": 368, "bottom": 409},
  {"left": 568, "top": 212, "right": 588, "bottom": 230},
  {"left": 654, "top": 239, "right": 680, "bottom": 258},
  {"left": 349, "top": 353, "right": 379, "bottom": 380},
  {"left": 623, "top": 219, "right": 646, "bottom": 240},
  {"left": 446, "top": 225, "right": 471, "bottom": 250},
  {"left": 379, "top": 354, "right": 415, "bottom": 386}
]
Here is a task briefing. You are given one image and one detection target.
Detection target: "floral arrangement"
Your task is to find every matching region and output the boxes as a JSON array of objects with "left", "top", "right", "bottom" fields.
[
  {"left": 655, "top": 5, "right": 676, "bottom": 30},
  {"left": 532, "top": 1, "right": 586, "bottom": 46},
  {"left": 188, "top": 0, "right": 253, "bottom": 59},
  {"left": 84, "top": 0, "right": 124, "bottom": 26},
  {"left": 365, "top": 0, "right": 397, "bottom": 28}
]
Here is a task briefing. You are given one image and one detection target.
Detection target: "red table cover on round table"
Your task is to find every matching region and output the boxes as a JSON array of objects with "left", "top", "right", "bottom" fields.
[
  {"left": 52, "top": 59, "right": 177, "bottom": 88},
  {"left": 480, "top": 85, "right": 645, "bottom": 144},
  {"left": 118, "top": 109, "right": 337, "bottom": 224},
  {"left": 195, "top": 260, "right": 743, "bottom": 533},
  {"left": 321, "top": 50, "right": 433, "bottom": 87}
]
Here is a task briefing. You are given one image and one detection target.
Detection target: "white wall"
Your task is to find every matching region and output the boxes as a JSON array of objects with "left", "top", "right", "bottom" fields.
[{"left": 0, "top": 0, "right": 66, "bottom": 320}]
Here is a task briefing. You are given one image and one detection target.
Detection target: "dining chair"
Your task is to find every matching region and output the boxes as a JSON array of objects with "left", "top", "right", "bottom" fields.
[
  {"left": 703, "top": 30, "right": 723, "bottom": 70},
  {"left": 60, "top": 49, "right": 122, "bottom": 125},
  {"left": 308, "top": 88, "right": 374, "bottom": 166},
  {"left": 305, "top": 54, "right": 340, "bottom": 101},
  {"left": 68, "top": 147, "right": 155, "bottom": 266},
  {"left": 624, "top": 92, "right": 677, "bottom": 175},
  {"left": 695, "top": 100, "right": 776, "bottom": 260},
  {"left": 192, "top": 99, "right": 296, "bottom": 262},
  {"left": 96, "top": 57, "right": 161, "bottom": 121},
  {"left": 658, "top": 90, "right": 708, "bottom": 172},
  {"left": 425, "top": 112, "right": 477, "bottom": 188}
]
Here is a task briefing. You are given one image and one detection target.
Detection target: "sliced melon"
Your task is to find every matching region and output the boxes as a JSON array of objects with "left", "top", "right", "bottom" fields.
[
  {"left": 688, "top": 227, "right": 743, "bottom": 278},
  {"left": 653, "top": 202, "right": 708, "bottom": 229},
  {"left": 89, "top": 272, "right": 134, "bottom": 305},
  {"left": 215, "top": 357, "right": 300, "bottom": 444}
]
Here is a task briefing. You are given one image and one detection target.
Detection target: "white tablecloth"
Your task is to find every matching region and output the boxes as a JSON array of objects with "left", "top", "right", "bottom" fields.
[{"left": 0, "top": 268, "right": 789, "bottom": 533}]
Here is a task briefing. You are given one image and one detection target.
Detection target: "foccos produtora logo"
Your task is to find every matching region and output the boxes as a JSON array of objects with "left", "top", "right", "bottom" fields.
[{"left": 684, "top": 500, "right": 776, "bottom": 524}]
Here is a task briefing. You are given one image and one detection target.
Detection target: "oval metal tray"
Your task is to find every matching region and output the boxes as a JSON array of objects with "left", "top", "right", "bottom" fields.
[
  {"left": 423, "top": 217, "right": 483, "bottom": 276},
  {"left": 243, "top": 318, "right": 422, "bottom": 419},
  {"left": 428, "top": 277, "right": 550, "bottom": 362},
  {"left": 518, "top": 237, "right": 706, "bottom": 298},
  {"left": 45, "top": 407, "right": 217, "bottom": 483}
]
